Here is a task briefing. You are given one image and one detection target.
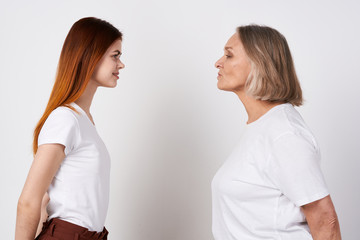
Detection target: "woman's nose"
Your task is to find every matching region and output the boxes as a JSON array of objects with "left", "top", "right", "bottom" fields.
[
  {"left": 118, "top": 60, "right": 125, "bottom": 69},
  {"left": 215, "top": 57, "right": 223, "bottom": 68}
]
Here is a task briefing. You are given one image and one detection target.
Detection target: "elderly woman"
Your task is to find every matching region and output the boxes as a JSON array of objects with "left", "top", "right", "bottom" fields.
[{"left": 212, "top": 25, "right": 341, "bottom": 240}]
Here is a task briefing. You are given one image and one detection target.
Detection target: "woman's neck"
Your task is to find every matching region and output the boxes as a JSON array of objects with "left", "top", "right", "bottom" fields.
[
  {"left": 235, "top": 90, "right": 283, "bottom": 124},
  {"left": 75, "top": 80, "right": 98, "bottom": 114}
]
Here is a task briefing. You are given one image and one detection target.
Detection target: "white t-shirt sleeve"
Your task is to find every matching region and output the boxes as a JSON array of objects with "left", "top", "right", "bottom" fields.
[
  {"left": 38, "top": 108, "right": 79, "bottom": 155},
  {"left": 265, "top": 132, "right": 329, "bottom": 206}
]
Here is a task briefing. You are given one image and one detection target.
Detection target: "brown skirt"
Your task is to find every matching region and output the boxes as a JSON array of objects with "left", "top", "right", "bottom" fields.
[{"left": 35, "top": 218, "right": 108, "bottom": 240}]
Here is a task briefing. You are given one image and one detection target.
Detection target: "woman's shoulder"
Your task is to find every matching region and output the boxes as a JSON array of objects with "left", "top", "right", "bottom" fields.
[
  {"left": 265, "top": 104, "right": 316, "bottom": 142},
  {"left": 46, "top": 105, "right": 80, "bottom": 125}
]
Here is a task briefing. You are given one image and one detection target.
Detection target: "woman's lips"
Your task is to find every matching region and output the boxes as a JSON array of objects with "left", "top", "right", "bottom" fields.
[{"left": 112, "top": 73, "right": 119, "bottom": 79}]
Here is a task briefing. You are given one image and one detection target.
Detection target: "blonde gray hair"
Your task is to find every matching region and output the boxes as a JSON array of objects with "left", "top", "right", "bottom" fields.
[{"left": 237, "top": 25, "right": 303, "bottom": 106}]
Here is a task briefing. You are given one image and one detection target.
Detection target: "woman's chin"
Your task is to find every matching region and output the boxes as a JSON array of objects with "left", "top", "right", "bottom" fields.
[
  {"left": 217, "top": 82, "right": 232, "bottom": 92},
  {"left": 102, "top": 80, "right": 118, "bottom": 88}
]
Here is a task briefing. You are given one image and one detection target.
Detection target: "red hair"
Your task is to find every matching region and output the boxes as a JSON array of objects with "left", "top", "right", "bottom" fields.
[{"left": 33, "top": 17, "right": 122, "bottom": 155}]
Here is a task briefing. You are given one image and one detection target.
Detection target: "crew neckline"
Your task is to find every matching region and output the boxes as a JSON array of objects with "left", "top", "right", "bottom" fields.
[
  {"left": 246, "top": 103, "right": 292, "bottom": 127},
  {"left": 71, "top": 102, "right": 96, "bottom": 127}
]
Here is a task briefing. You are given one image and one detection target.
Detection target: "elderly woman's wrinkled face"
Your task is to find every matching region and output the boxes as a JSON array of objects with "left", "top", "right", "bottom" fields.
[{"left": 215, "top": 33, "right": 251, "bottom": 93}]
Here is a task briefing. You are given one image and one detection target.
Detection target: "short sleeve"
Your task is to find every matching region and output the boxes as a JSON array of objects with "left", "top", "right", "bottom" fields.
[
  {"left": 265, "top": 132, "right": 329, "bottom": 206},
  {"left": 38, "top": 107, "right": 79, "bottom": 155}
]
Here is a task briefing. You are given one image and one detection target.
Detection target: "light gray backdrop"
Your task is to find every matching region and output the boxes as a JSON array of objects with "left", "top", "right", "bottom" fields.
[{"left": 1, "top": 0, "right": 359, "bottom": 239}]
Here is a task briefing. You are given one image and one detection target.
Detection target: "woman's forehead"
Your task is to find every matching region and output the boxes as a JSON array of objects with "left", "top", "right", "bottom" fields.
[{"left": 225, "top": 33, "right": 241, "bottom": 50}]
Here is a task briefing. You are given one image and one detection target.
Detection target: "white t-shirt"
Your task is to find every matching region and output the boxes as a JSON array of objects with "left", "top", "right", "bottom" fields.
[
  {"left": 212, "top": 103, "right": 329, "bottom": 240},
  {"left": 38, "top": 102, "right": 111, "bottom": 232}
]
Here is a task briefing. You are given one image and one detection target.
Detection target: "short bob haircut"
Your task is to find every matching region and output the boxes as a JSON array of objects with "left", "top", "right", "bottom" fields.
[{"left": 237, "top": 25, "right": 303, "bottom": 106}]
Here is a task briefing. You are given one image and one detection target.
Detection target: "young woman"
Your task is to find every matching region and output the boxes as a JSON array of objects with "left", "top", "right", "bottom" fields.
[
  {"left": 16, "top": 17, "right": 124, "bottom": 240},
  {"left": 212, "top": 25, "right": 341, "bottom": 239}
]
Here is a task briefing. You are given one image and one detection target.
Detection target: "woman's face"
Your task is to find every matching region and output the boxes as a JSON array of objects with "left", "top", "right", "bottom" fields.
[
  {"left": 215, "top": 33, "right": 251, "bottom": 93},
  {"left": 91, "top": 39, "right": 125, "bottom": 88}
]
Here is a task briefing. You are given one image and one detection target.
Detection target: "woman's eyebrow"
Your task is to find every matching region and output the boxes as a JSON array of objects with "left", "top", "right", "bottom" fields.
[{"left": 113, "top": 50, "right": 122, "bottom": 55}]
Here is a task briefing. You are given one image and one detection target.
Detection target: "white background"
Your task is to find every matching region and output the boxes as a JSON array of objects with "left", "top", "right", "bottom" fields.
[{"left": 1, "top": 0, "right": 359, "bottom": 239}]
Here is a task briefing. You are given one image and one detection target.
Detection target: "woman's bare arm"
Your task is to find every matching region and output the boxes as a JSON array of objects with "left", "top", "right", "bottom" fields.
[
  {"left": 35, "top": 192, "right": 50, "bottom": 237},
  {"left": 15, "top": 144, "right": 65, "bottom": 240},
  {"left": 301, "top": 195, "right": 341, "bottom": 240}
]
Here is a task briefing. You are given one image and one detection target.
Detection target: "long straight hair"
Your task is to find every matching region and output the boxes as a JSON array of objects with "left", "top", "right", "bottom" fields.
[{"left": 33, "top": 17, "right": 122, "bottom": 155}]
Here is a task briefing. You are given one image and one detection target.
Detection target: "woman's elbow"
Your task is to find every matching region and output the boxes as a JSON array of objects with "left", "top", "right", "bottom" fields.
[
  {"left": 17, "top": 196, "right": 41, "bottom": 215},
  {"left": 316, "top": 212, "right": 341, "bottom": 239},
  {"left": 326, "top": 214, "right": 341, "bottom": 234},
  {"left": 328, "top": 215, "right": 339, "bottom": 226}
]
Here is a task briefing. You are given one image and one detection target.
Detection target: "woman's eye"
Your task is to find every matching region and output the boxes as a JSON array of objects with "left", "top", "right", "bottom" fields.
[
  {"left": 113, "top": 54, "right": 120, "bottom": 59},
  {"left": 225, "top": 55, "right": 231, "bottom": 58}
]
